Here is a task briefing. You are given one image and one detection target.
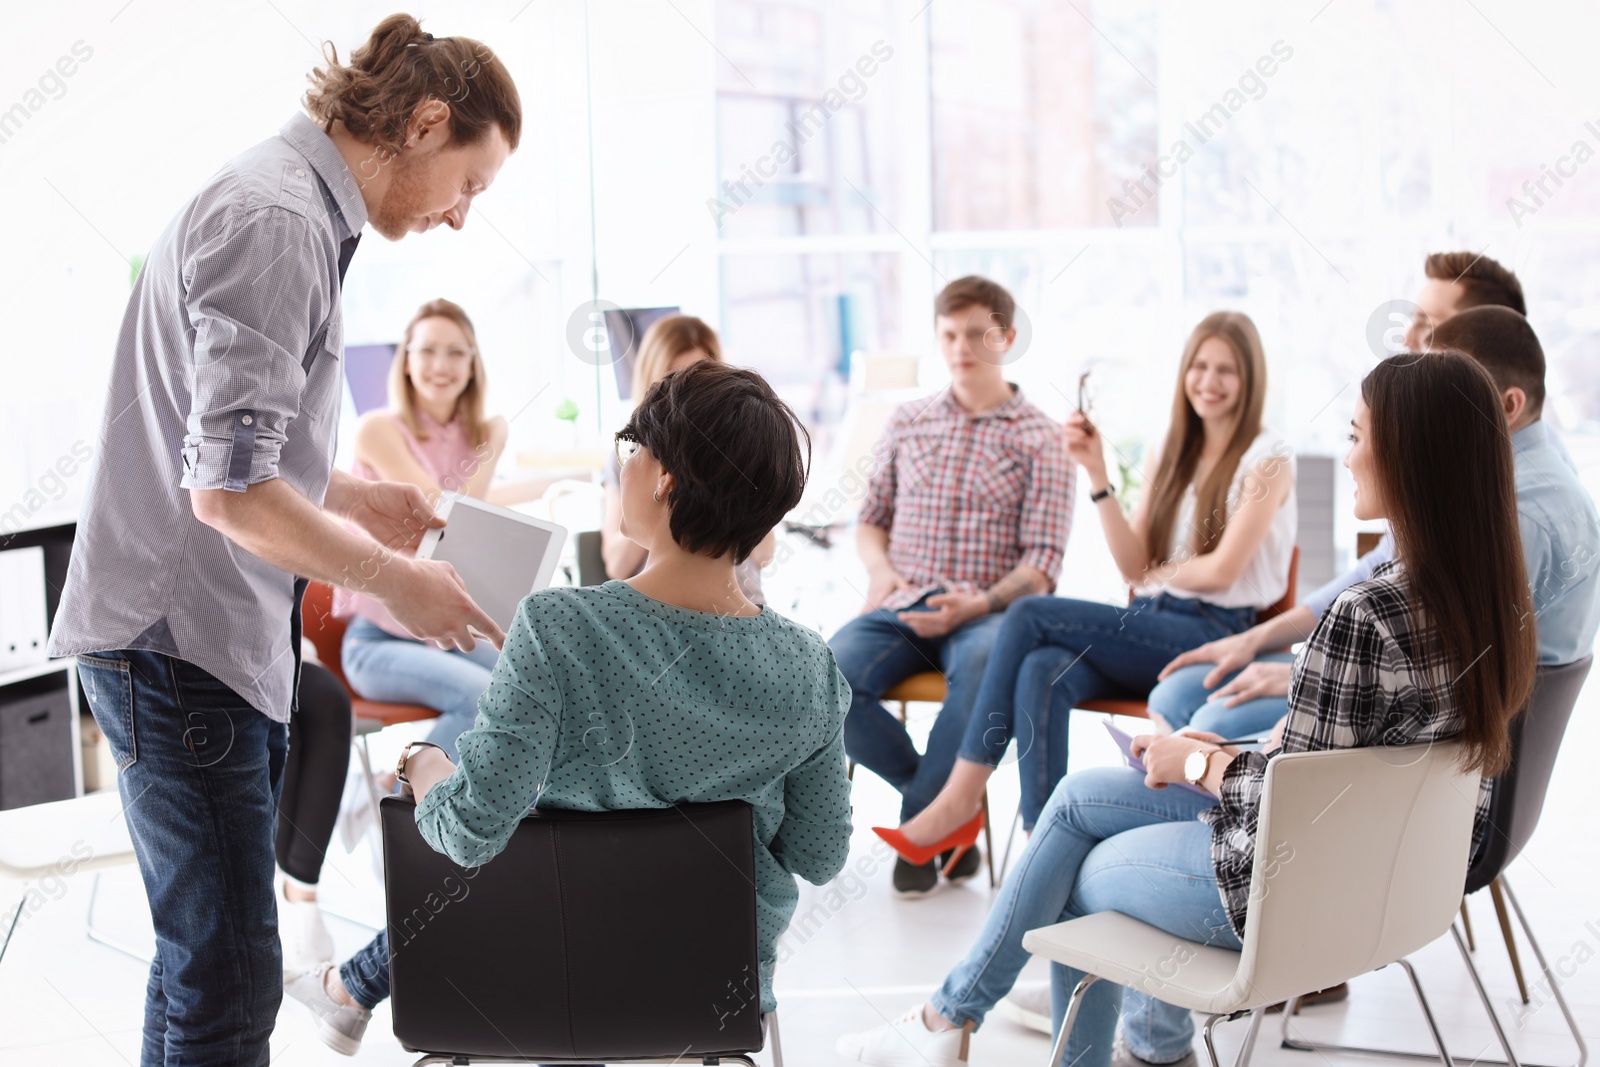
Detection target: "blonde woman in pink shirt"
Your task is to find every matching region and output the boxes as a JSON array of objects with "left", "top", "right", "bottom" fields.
[{"left": 334, "top": 298, "right": 509, "bottom": 759}]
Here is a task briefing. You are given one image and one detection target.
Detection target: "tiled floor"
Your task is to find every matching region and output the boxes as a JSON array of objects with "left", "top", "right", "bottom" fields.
[{"left": 2, "top": 694, "right": 1595, "bottom": 1066}]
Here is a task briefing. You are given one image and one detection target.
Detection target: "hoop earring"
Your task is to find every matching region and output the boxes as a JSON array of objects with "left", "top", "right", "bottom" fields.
[{"left": 652, "top": 490, "right": 663, "bottom": 503}]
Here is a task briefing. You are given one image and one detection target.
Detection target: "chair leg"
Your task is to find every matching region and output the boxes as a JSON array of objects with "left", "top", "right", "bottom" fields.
[
  {"left": 981, "top": 793, "right": 996, "bottom": 889},
  {"left": 1501, "top": 876, "right": 1590, "bottom": 1067},
  {"left": 1489, "top": 878, "right": 1530, "bottom": 1004},
  {"left": 1043, "top": 974, "right": 1100, "bottom": 1066},
  {"left": 354, "top": 733, "right": 386, "bottom": 826},
  {"left": 1461, "top": 896, "right": 1477, "bottom": 951},
  {"left": 766, "top": 1009, "right": 784, "bottom": 1067},
  {"left": 1233, "top": 1008, "right": 1266, "bottom": 1067},
  {"left": 1398, "top": 956, "right": 1458, "bottom": 1067},
  {"left": 84, "top": 869, "right": 153, "bottom": 963},
  {"left": 999, "top": 806, "right": 1022, "bottom": 885},
  {"left": 0, "top": 888, "right": 25, "bottom": 967}
]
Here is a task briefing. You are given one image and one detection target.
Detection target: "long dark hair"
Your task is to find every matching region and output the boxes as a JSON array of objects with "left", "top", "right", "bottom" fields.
[
  {"left": 1143, "top": 311, "right": 1267, "bottom": 569},
  {"left": 1362, "top": 352, "right": 1535, "bottom": 775}
]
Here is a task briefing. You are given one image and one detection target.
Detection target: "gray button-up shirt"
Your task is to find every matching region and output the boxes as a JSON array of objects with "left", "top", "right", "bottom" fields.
[{"left": 49, "top": 114, "right": 368, "bottom": 722}]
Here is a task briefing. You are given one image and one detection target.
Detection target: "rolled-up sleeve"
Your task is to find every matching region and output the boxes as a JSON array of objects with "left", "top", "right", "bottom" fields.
[
  {"left": 770, "top": 666, "right": 854, "bottom": 885},
  {"left": 416, "top": 602, "right": 562, "bottom": 867},
  {"left": 857, "top": 411, "right": 903, "bottom": 530},
  {"left": 1015, "top": 430, "right": 1074, "bottom": 587},
  {"left": 180, "top": 207, "right": 330, "bottom": 492}
]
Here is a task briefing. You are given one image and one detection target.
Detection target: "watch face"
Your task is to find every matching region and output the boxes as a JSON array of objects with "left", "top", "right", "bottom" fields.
[{"left": 1184, "top": 748, "right": 1209, "bottom": 783}]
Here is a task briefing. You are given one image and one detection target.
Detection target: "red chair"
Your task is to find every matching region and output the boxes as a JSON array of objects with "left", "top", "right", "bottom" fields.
[{"left": 301, "top": 581, "right": 441, "bottom": 817}]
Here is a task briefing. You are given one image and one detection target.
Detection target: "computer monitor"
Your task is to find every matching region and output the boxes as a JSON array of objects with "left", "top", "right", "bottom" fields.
[
  {"left": 344, "top": 343, "right": 397, "bottom": 415},
  {"left": 604, "top": 306, "right": 680, "bottom": 401}
]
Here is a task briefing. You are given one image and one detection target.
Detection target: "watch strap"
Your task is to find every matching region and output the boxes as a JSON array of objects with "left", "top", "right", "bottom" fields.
[
  {"left": 1090, "top": 486, "right": 1113, "bottom": 503},
  {"left": 396, "top": 740, "right": 447, "bottom": 784}
]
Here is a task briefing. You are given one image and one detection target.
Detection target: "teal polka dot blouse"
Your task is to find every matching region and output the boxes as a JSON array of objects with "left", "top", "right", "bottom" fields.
[{"left": 415, "top": 579, "right": 855, "bottom": 1012}]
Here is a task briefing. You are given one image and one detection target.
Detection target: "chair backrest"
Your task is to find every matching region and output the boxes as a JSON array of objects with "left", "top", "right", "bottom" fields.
[
  {"left": 300, "top": 582, "right": 350, "bottom": 688},
  {"left": 1225, "top": 742, "right": 1480, "bottom": 1004},
  {"left": 1465, "top": 656, "right": 1591, "bottom": 894},
  {"left": 1258, "top": 545, "right": 1299, "bottom": 622},
  {"left": 380, "top": 796, "right": 765, "bottom": 1061}
]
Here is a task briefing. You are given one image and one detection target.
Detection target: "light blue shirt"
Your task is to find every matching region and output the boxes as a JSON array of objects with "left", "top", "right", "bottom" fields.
[{"left": 1302, "top": 420, "right": 1600, "bottom": 665}]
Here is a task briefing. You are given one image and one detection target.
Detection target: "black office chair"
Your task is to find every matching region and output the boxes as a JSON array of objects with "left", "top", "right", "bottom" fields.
[
  {"left": 1283, "top": 655, "right": 1592, "bottom": 1067},
  {"left": 380, "top": 796, "right": 781, "bottom": 1066}
]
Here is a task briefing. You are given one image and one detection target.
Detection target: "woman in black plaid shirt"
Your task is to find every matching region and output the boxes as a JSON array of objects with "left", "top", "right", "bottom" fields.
[{"left": 838, "top": 351, "right": 1536, "bottom": 1067}]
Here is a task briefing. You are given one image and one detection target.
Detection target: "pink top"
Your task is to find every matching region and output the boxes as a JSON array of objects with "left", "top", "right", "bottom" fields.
[{"left": 335, "top": 410, "right": 489, "bottom": 637}]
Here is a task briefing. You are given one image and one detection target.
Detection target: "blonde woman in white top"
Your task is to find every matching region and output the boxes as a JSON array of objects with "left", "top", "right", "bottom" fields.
[{"left": 876, "top": 311, "right": 1295, "bottom": 862}]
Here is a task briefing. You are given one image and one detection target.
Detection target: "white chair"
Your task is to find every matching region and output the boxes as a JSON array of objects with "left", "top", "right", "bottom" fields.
[
  {"left": 1022, "top": 743, "right": 1481, "bottom": 1067},
  {"left": 0, "top": 788, "right": 138, "bottom": 966}
]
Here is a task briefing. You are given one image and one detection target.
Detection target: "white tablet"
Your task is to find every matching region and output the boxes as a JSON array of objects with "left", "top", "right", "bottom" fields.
[{"left": 416, "top": 493, "right": 568, "bottom": 633}]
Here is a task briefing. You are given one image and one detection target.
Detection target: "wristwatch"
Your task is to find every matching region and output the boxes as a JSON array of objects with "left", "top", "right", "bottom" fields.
[
  {"left": 1089, "top": 486, "right": 1113, "bottom": 503},
  {"left": 396, "top": 740, "right": 447, "bottom": 785},
  {"left": 1183, "top": 746, "right": 1215, "bottom": 786}
]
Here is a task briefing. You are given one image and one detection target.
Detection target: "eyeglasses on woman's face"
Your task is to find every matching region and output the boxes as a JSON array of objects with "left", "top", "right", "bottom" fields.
[{"left": 614, "top": 434, "right": 642, "bottom": 468}]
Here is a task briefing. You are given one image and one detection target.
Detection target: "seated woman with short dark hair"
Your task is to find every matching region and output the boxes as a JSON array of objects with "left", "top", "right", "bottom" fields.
[{"left": 286, "top": 361, "right": 854, "bottom": 1056}]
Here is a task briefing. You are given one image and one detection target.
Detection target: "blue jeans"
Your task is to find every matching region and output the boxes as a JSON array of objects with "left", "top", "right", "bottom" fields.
[
  {"left": 959, "top": 594, "right": 1257, "bottom": 827},
  {"left": 341, "top": 616, "right": 500, "bottom": 759},
  {"left": 1147, "top": 651, "right": 1296, "bottom": 739},
  {"left": 931, "top": 766, "right": 1242, "bottom": 1067},
  {"left": 831, "top": 597, "right": 1005, "bottom": 821},
  {"left": 76, "top": 649, "right": 288, "bottom": 1067}
]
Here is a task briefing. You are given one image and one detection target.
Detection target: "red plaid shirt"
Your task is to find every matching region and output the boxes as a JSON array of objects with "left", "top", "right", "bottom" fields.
[{"left": 859, "top": 387, "right": 1074, "bottom": 611}]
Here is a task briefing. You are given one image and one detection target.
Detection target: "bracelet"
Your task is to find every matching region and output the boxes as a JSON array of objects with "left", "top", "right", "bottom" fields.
[
  {"left": 396, "top": 740, "right": 448, "bottom": 785},
  {"left": 1089, "top": 486, "right": 1113, "bottom": 503}
]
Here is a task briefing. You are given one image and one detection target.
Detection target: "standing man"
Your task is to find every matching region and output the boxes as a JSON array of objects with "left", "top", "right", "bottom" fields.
[
  {"left": 831, "top": 276, "right": 1073, "bottom": 897},
  {"left": 48, "top": 15, "right": 520, "bottom": 1065}
]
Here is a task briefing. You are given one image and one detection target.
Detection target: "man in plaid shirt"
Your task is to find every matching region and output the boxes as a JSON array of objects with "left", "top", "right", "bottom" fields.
[{"left": 831, "top": 276, "right": 1074, "bottom": 896}]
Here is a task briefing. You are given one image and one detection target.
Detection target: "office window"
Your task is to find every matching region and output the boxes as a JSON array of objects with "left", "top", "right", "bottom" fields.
[{"left": 929, "top": 0, "right": 1158, "bottom": 231}]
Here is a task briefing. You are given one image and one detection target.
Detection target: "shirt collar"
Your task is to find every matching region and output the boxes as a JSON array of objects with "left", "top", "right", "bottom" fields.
[
  {"left": 1371, "top": 557, "right": 1403, "bottom": 580},
  {"left": 1511, "top": 419, "right": 1549, "bottom": 453},
  {"left": 925, "top": 384, "right": 1025, "bottom": 421},
  {"left": 279, "top": 112, "right": 369, "bottom": 241}
]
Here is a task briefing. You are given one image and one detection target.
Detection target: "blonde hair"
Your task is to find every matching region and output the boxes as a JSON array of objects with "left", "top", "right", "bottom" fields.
[
  {"left": 389, "top": 298, "right": 491, "bottom": 447},
  {"left": 631, "top": 315, "right": 723, "bottom": 401},
  {"left": 1141, "top": 311, "right": 1268, "bottom": 570}
]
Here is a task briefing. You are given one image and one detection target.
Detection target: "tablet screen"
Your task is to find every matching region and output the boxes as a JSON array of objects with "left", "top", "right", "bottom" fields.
[{"left": 424, "top": 500, "right": 564, "bottom": 632}]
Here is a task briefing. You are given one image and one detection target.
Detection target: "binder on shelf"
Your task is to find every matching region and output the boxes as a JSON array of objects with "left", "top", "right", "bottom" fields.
[{"left": 0, "top": 546, "right": 49, "bottom": 674}]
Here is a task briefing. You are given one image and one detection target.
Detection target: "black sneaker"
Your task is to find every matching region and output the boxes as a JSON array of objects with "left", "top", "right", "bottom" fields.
[
  {"left": 891, "top": 856, "right": 939, "bottom": 898},
  {"left": 942, "top": 846, "right": 982, "bottom": 883}
]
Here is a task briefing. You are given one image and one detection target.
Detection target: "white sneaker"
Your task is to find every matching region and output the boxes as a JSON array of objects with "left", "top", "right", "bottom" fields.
[
  {"left": 284, "top": 963, "right": 371, "bottom": 1056},
  {"left": 996, "top": 981, "right": 1052, "bottom": 1034},
  {"left": 278, "top": 882, "right": 335, "bottom": 977},
  {"left": 836, "top": 1005, "right": 971, "bottom": 1066}
]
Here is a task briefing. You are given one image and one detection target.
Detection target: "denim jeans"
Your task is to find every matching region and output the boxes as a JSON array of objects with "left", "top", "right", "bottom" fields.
[
  {"left": 341, "top": 616, "right": 500, "bottom": 759},
  {"left": 930, "top": 766, "right": 1241, "bottom": 1067},
  {"left": 1146, "top": 652, "right": 1296, "bottom": 739},
  {"left": 76, "top": 649, "right": 288, "bottom": 1067},
  {"left": 831, "top": 596, "right": 1005, "bottom": 820},
  {"left": 959, "top": 594, "right": 1257, "bottom": 827}
]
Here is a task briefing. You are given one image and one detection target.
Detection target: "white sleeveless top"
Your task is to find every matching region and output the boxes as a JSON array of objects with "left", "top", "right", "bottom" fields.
[{"left": 1156, "top": 428, "right": 1297, "bottom": 610}]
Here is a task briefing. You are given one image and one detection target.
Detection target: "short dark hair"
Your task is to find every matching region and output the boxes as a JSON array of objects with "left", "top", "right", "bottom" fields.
[
  {"left": 935, "top": 275, "right": 1016, "bottom": 331},
  {"left": 619, "top": 361, "right": 810, "bottom": 564},
  {"left": 1431, "top": 306, "right": 1546, "bottom": 416},
  {"left": 1424, "top": 252, "right": 1526, "bottom": 317}
]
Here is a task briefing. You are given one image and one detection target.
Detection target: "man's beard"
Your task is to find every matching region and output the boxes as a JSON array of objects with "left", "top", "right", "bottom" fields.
[{"left": 369, "top": 152, "right": 433, "bottom": 240}]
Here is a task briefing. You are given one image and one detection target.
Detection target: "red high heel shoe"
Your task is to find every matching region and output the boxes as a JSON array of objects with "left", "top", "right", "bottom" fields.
[{"left": 873, "top": 810, "right": 985, "bottom": 877}]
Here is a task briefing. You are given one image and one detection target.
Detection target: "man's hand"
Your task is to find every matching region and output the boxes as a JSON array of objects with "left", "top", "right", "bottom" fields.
[
  {"left": 1207, "top": 661, "right": 1293, "bottom": 707},
  {"left": 1158, "top": 628, "right": 1261, "bottom": 688},
  {"left": 898, "top": 592, "right": 988, "bottom": 638},
  {"left": 862, "top": 564, "right": 912, "bottom": 614},
  {"left": 375, "top": 557, "right": 506, "bottom": 652},
  {"left": 340, "top": 478, "right": 444, "bottom": 552}
]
